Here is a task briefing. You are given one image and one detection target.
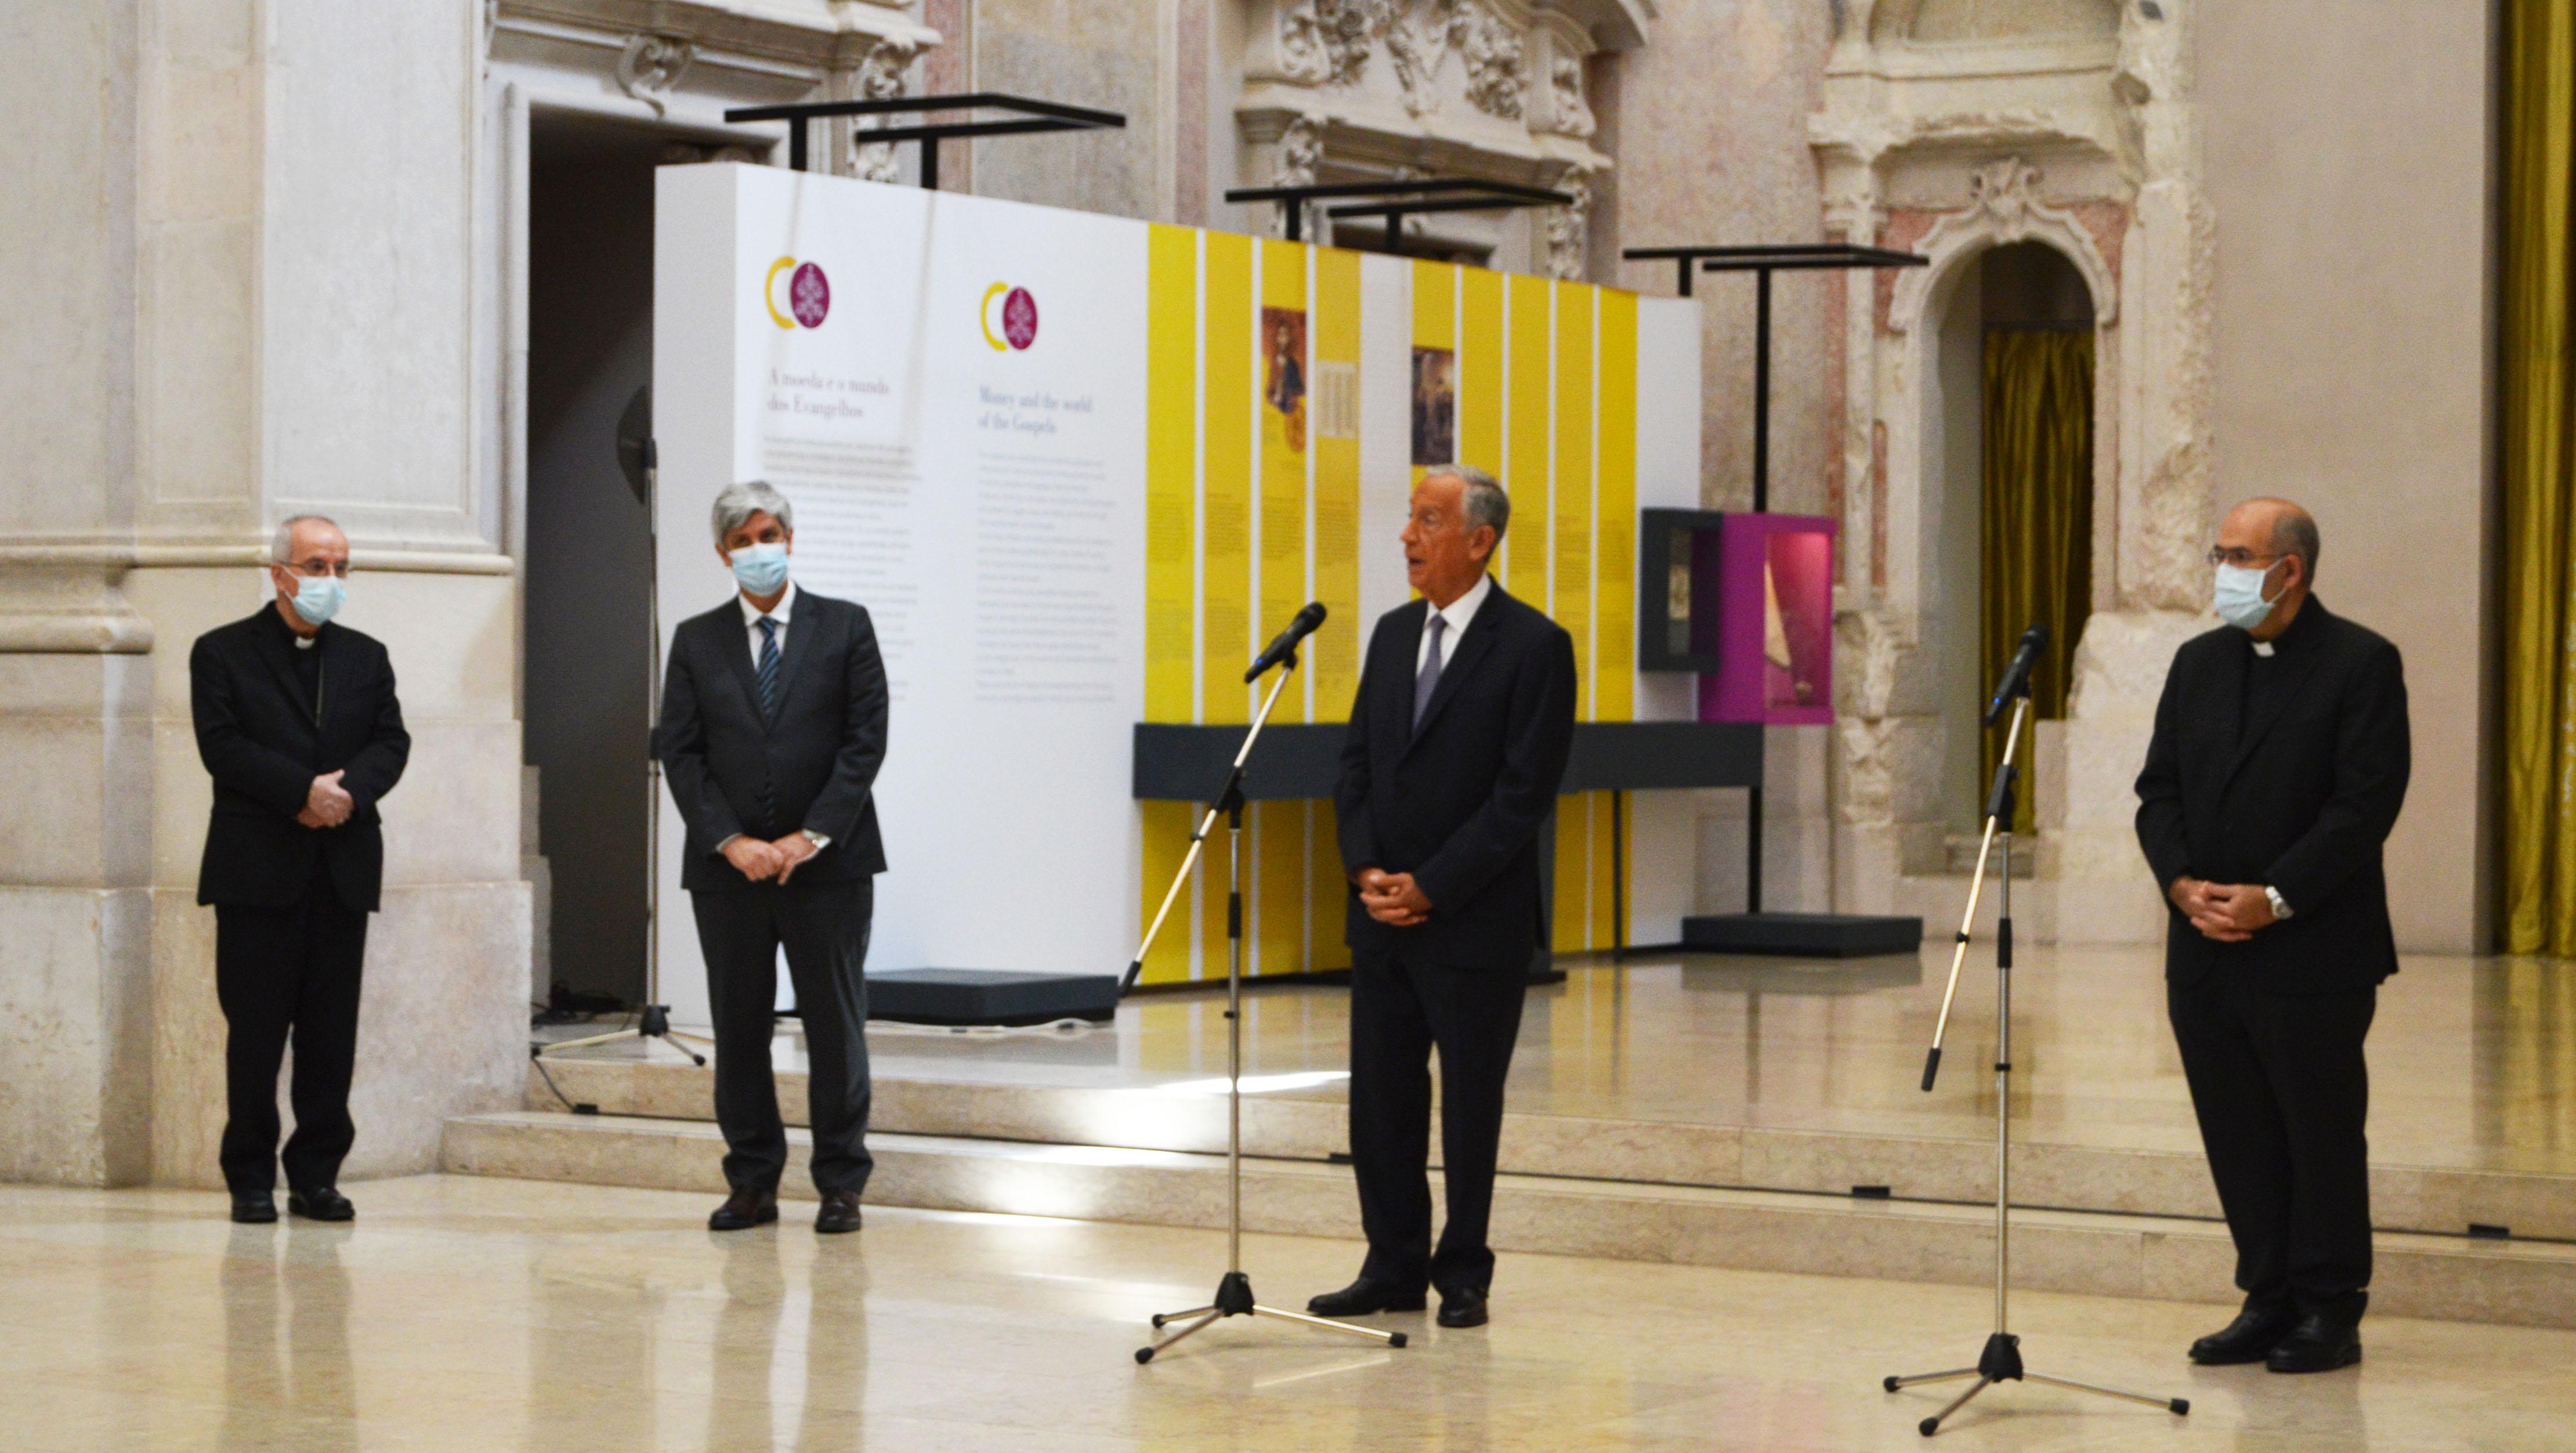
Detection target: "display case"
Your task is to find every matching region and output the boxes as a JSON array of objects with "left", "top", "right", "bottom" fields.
[
  {"left": 1636, "top": 508, "right": 1728, "bottom": 673},
  {"left": 1699, "top": 512, "right": 1836, "bottom": 726}
]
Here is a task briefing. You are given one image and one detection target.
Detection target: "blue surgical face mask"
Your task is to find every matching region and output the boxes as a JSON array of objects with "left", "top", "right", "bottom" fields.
[
  {"left": 2212, "top": 561, "right": 2282, "bottom": 631},
  {"left": 285, "top": 572, "right": 345, "bottom": 628},
  {"left": 730, "top": 541, "right": 789, "bottom": 596}
]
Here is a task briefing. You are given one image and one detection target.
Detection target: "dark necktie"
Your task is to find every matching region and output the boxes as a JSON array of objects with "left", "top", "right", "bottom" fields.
[
  {"left": 1413, "top": 612, "right": 1447, "bottom": 732},
  {"left": 755, "top": 616, "right": 782, "bottom": 720}
]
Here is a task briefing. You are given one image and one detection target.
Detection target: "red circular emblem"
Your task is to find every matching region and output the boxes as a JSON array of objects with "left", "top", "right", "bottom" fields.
[
  {"left": 790, "top": 262, "right": 831, "bottom": 328},
  {"left": 1001, "top": 287, "right": 1039, "bottom": 350}
]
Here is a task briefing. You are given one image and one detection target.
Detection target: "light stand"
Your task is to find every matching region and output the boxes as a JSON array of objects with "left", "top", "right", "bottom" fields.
[
  {"left": 540, "top": 436, "right": 709, "bottom": 1070},
  {"left": 1882, "top": 689, "right": 2186, "bottom": 1437},
  {"left": 1131, "top": 650, "right": 1403, "bottom": 1364}
]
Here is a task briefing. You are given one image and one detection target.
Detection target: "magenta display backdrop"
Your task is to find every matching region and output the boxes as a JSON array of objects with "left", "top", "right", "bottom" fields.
[{"left": 1699, "top": 513, "right": 1836, "bottom": 725}]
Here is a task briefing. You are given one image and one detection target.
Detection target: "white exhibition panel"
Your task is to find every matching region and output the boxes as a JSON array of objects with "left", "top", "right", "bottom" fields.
[{"left": 652, "top": 164, "right": 1703, "bottom": 1025}]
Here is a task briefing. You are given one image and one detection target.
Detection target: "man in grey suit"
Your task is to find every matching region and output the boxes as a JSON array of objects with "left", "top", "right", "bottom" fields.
[{"left": 656, "top": 480, "right": 889, "bottom": 1234}]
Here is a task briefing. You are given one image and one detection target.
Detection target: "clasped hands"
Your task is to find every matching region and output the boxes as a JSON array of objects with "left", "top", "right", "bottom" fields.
[
  {"left": 1355, "top": 867, "right": 1433, "bottom": 927},
  {"left": 2168, "top": 876, "right": 2277, "bottom": 942},
  {"left": 723, "top": 833, "right": 820, "bottom": 884},
  {"left": 297, "top": 771, "right": 353, "bottom": 829}
]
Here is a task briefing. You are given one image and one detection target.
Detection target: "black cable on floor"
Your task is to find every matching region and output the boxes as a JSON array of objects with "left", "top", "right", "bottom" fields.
[{"left": 528, "top": 1051, "right": 598, "bottom": 1115}]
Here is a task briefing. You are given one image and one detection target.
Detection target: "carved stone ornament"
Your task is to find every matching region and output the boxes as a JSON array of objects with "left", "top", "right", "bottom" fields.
[
  {"left": 1888, "top": 156, "right": 2119, "bottom": 331},
  {"left": 849, "top": 36, "right": 919, "bottom": 185},
  {"left": 613, "top": 34, "right": 694, "bottom": 117},
  {"left": 1544, "top": 171, "right": 1591, "bottom": 280},
  {"left": 1280, "top": 0, "right": 1388, "bottom": 88},
  {"left": 1271, "top": 114, "right": 1326, "bottom": 236},
  {"left": 1283, "top": 0, "right": 1526, "bottom": 121},
  {"left": 1453, "top": 3, "right": 1524, "bottom": 121},
  {"left": 1548, "top": 55, "right": 1595, "bottom": 138}
]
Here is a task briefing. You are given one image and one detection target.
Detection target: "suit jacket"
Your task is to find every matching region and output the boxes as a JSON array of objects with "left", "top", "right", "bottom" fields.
[
  {"left": 191, "top": 607, "right": 411, "bottom": 911},
  {"left": 2133, "top": 597, "right": 2411, "bottom": 995},
  {"left": 656, "top": 589, "right": 889, "bottom": 893},
  {"left": 1335, "top": 581, "right": 1578, "bottom": 968}
]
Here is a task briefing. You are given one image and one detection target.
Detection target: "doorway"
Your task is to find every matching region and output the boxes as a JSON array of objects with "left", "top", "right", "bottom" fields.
[
  {"left": 1931, "top": 241, "right": 2096, "bottom": 837},
  {"left": 522, "top": 111, "right": 665, "bottom": 1004}
]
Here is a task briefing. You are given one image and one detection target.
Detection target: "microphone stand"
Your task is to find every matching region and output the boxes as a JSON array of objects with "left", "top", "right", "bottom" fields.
[
  {"left": 1883, "top": 688, "right": 2187, "bottom": 1437},
  {"left": 540, "top": 440, "right": 708, "bottom": 1070},
  {"left": 1132, "top": 647, "right": 1403, "bottom": 1363}
]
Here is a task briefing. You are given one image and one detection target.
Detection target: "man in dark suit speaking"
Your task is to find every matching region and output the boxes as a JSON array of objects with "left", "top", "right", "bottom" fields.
[
  {"left": 2136, "top": 498, "right": 2409, "bottom": 1375},
  {"left": 191, "top": 515, "right": 410, "bottom": 1224},
  {"left": 1308, "top": 464, "right": 1576, "bottom": 1331},
  {"left": 657, "top": 480, "right": 889, "bottom": 1235}
]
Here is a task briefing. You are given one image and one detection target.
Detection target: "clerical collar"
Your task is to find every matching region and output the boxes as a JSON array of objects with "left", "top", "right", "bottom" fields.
[{"left": 2246, "top": 594, "right": 2328, "bottom": 659}]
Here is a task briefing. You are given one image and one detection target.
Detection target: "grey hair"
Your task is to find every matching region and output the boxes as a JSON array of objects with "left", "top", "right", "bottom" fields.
[
  {"left": 711, "top": 480, "right": 794, "bottom": 544},
  {"left": 270, "top": 515, "right": 342, "bottom": 562},
  {"left": 1425, "top": 462, "right": 1510, "bottom": 539},
  {"left": 2270, "top": 506, "right": 2320, "bottom": 580}
]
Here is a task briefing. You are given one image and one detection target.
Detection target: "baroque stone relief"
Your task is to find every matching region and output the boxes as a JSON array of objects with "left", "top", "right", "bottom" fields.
[
  {"left": 845, "top": 35, "right": 918, "bottom": 185},
  {"left": 1887, "top": 158, "right": 2118, "bottom": 331},
  {"left": 1280, "top": 0, "right": 1387, "bottom": 88},
  {"left": 613, "top": 34, "right": 694, "bottom": 115},
  {"left": 1547, "top": 55, "right": 1595, "bottom": 138},
  {"left": 1279, "top": 0, "right": 1527, "bottom": 121},
  {"left": 1808, "top": 0, "right": 2212, "bottom": 933},
  {"left": 1543, "top": 169, "right": 1590, "bottom": 279}
]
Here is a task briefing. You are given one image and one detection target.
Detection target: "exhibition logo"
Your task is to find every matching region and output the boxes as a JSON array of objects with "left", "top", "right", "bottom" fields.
[
  {"left": 980, "top": 283, "right": 1040, "bottom": 351},
  {"left": 765, "top": 256, "right": 831, "bottom": 330}
]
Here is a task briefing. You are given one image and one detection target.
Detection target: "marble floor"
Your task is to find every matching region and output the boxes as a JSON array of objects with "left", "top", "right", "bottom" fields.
[
  {"left": 831, "top": 945, "right": 2576, "bottom": 1174},
  {"left": 3, "top": 1174, "right": 2570, "bottom": 1452}
]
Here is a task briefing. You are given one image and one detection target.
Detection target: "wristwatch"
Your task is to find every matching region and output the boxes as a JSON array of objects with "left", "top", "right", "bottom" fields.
[{"left": 2263, "top": 885, "right": 2292, "bottom": 921}]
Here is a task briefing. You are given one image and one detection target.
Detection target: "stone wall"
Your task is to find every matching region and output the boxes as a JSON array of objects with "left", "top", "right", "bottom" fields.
[
  {"left": 0, "top": 0, "right": 529, "bottom": 1188},
  {"left": 2197, "top": 0, "right": 2495, "bottom": 953}
]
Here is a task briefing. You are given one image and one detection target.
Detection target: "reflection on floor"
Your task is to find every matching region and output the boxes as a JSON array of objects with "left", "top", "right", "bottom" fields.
[
  {"left": 6, "top": 1174, "right": 2574, "bottom": 1452},
  {"left": 855, "top": 945, "right": 2576, "bottom": 1173}
]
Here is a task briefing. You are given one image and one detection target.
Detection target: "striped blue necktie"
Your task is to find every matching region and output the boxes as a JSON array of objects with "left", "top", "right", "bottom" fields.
[{"left": 755, "top": 616, "right": 781, "bottom": 720}]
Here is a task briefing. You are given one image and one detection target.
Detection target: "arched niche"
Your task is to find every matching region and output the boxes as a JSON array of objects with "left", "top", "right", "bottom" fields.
[{"left": 1918, "top": 238, "right": 2101, "bottom": 826}]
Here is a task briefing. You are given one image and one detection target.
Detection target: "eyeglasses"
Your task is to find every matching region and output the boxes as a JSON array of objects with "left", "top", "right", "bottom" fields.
[
  {"left": 278, "top": 558, "right": 352, "bottom": 579},
  {"left": 2205, "top": 547, "right": 2282, "bottom": 569}
]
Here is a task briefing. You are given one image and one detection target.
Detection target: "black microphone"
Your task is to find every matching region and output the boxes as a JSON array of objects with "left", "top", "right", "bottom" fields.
[
  {"left": 1983, "top": 623, "right": 2049, "bottom": 727},
  {"left": 1245, "top": 602, "right": 1327, "bottom": 682}
]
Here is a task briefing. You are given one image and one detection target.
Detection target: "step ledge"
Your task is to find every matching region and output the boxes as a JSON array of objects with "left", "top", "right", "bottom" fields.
[{"left": 445, "top": 1112, "right": 2576, "bottom": 1262}]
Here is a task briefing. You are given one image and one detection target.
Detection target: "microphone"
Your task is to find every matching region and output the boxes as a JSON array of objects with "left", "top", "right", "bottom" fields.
[
  {"left": 1245, "top": 602, "right": 1327, "bottom": 682},
  {"left": 1982, "top": 623, "right": 2049, "bottom": 727}
]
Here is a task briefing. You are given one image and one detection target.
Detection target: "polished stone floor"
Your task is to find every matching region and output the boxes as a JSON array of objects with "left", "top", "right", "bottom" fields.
[
  {"left": 5, "top": 1174, "right": 2573, "bottom": 1451},
  {"left": 840, "top": 946, "right": 2576, "bottom": 1174}
]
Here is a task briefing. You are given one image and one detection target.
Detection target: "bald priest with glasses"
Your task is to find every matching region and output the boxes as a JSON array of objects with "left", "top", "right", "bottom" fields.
[
  {"left": 2135, "top": 498, "right": 2409, "bottom": 1375},
  {"left": 190, "top": 515, "right": 411, "bottom": 1225}
]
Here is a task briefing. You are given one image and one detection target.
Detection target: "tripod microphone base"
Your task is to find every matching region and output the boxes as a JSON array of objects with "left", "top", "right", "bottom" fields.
[
  {"left": 536, "top": 1004, "right": 711, "bottom": 1068},
  {"left": 1137, "top": 1271, "right": 1406, "bottom": 1363},
  {"left": 1886, "top": 1333, "right": 2186, "bottom": 1436}
]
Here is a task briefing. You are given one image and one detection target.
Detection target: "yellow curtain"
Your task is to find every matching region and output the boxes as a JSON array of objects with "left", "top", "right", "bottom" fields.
[
  {"left": 1981, "top": 329, "right": 2094, "bottom": 834},
  {"left": 2502, "top": 0, "right": 2576, "bottom": 955}
]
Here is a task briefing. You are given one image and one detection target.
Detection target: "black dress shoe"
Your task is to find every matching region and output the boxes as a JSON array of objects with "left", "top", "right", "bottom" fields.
[
  {"left": 286, "top": 1187, "right": 354, "bottom": 1223},
  {"left": 2266, "top": 1313, "right": 2362, "bottom": 1374},
  {"left": 815, "top": 1190, "right": 862, "bottom": 1234},
  {"left": 1436, "top": 1285, "right": 1489, "bottom": 1328},
  {"left": 708, "top": 1187, "right": 779, "bottom": 1232},
  {"left": 2188, "top": 1304, "right": 2297, "bottom": 1365},
  {"left": 1306, "top": 1276, "right": 1427, "bottom": 1317},
  {"left": 230, "top": 1193, "right": 278, "bottom": 1225}
]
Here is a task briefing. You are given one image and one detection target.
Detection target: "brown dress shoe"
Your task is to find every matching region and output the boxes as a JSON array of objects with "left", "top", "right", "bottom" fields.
[
  {"left": 816, "top": 1190, "right": 863, "bottom": 1234},
  {"left": 709, "top": 1187, "right": 778, "bottom": 1231}
]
